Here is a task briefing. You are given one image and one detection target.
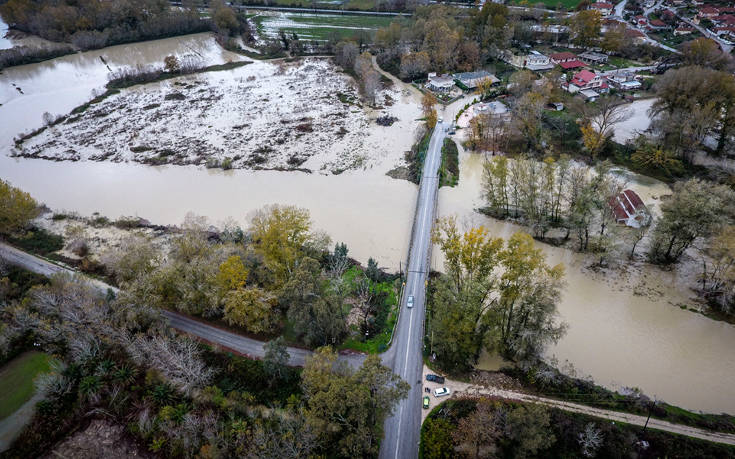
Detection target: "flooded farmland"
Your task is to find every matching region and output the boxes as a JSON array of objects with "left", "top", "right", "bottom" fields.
[{"left": 2, "top": 32, "right": 735, "bottom": 415}]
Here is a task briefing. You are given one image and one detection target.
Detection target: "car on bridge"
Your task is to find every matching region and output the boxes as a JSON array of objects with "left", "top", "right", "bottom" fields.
[
  {"left": 433, "top": 387, "right": 451, "bottom": 397},
  {"left": 423, "top": 395, "right": 430, "bottom": 409},
  {"left": 426, "top": 374, "right": 445, "bottom": 383},
  {"left": 406, "top": 295, "right": 414, "bottom": 308}
]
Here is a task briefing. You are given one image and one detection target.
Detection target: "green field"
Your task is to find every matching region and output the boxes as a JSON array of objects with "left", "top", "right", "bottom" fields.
[
  {"left": 251, "top": 12, "right": 402, "bottom": 42},
  {"left": 509, "top": 0, "right": 580, "bottom": 10},
  {"left": 0, "top": 352, "right": 52, "bottom": 421}
]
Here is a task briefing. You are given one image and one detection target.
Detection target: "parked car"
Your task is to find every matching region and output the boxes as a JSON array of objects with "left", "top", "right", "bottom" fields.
[
  {"left": 406, "top": 295, "right": 414, "bottom": 308},
  {"left": 426, "top": 374, "right": 445, "bottom": 384},
  {"left": 433, "top": 387, "right": 451, "bottom": 397},
  {"left": 438, "top": 117, "right": 443, "bottom": 123},
  {"left": 423, "top": 395, "right": 430, "bottom": 409}
]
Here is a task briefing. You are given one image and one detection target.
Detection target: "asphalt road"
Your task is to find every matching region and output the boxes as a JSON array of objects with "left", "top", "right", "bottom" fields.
[{"left": 378, "top": 121, "right": 446, "bottom": 459}]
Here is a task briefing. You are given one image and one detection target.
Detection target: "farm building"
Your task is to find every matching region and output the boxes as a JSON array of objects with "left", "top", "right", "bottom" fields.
[{"left": 609, "top": 189, "right": 651, "bottom": 228}]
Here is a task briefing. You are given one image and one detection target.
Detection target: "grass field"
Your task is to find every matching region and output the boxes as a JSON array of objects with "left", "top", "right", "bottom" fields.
[
  {"left": 0, "top": 352, "right": 52, "bottom": 421},
  {"left": 252, "top": 12, "right": 401, "bottom": 41},
  {"left": 508, "top": 0, "right": 579, "bottom": 10}
]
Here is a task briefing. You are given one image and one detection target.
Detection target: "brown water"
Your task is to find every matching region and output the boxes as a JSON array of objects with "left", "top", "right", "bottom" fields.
[
  {"left": 1, "top": 34, "right": 735, "bottom": 414},
  {"left": 438, "top": 146, "right": 735, "bottom": 414}
]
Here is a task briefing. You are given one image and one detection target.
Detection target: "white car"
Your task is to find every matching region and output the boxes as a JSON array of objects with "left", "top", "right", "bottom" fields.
[
  {"left": 434, "top": 387, "right": 450, "bottom": 397},
  {"left": 438, "top": 117, "right": 443, "bottom": 123},
  {"left": 406, "top": 295, "right": 414, "bottom": 308}
]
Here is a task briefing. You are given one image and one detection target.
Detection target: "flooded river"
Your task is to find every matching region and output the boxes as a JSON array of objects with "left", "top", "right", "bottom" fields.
[
  {"left": 2, "top": 33, "right": 735, "bottom": 414},
  {"left": 0, "top": 17, "right": 10, "bottom": 50}
]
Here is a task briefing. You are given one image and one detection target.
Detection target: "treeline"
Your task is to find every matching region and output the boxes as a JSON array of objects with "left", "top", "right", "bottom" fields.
[
  {"left": 0, "top": 44, "right": 76, "bottom": 70},
  {"left": 482, "top": 156, "right": 622, "bottom": 252},
  {"left": 422, "top": 398, "right": 735, "bottom": 458},
  {"left": 0, "top": 0, "right": 210, "bottom": 49},
  {"left": 103, "top": 205, "right": 397, "bottom": 348},
  {"left": 372, "top": 4, "right": 666, "bottom": 81},
  {"left": 480, "top": 157, "right": 735, "bottom": 317}
]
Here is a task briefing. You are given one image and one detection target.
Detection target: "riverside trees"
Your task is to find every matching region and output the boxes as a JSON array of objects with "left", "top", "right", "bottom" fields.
[
  {"left": 482, "top": 156, "right": 623, "bottom": 252},
  {"left": 0, "top": 179, "right": 39, "bottom": 236},
  {"left": 429, "top": 217, "right": 566, "bottom": 372}
]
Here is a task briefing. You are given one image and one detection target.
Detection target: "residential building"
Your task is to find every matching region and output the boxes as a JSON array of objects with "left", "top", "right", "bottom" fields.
[
  {"left": 550, "top": 51, "right": 587, "bottom": 70},
  {"left": 589, "top": 2, "right": 614, "bottom": 16},
  {"left": 608, "top": 72, "right": 642, "bottom": 91},
  {"left": 453, "top": 70, "right": 499, "bottom": 89},
  {"left": 503, "top": 50, "right": 554, "bottom": 71},
  {"left": 609, "top": 189, "right": 651, "bottom": 228},
  {"left": 626, "top": 28, "right": 647, "bottom": 43},
  {"left": 697, "top": 6, "right": 720, "bottom": 20},
  {"left": 426, "top": 73, "right": 454, "bottom": 93},
  {"left": 674, "top": 24, "right": 695, "bottom": 35},
  {"left": 648, "top": 19, "right": 669, "bottom": 30},
  {"left": 579, "top": 51, "right": 609, "bottom": 64},
  {"left": 476, "top": 101, "right": 510, "bottom": 119},
  {"left": 565, "top": 69, "right": 608, "bottom": 93}
]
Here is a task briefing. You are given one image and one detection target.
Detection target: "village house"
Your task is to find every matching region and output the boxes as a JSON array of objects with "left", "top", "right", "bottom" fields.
[
  {"left": 696, "top": 6, "right": 720, "bottom": 22},
  {"left": 503, "top": 50, "right": 555, "bottom": 71},
  {"left": 674, "top": 24, "right": 695, "bottom": 35},
  {"left": 550, "top": 52, "right": 588, "bottom": 70},
  {"left": 565, "top": 69, "right": 608, "bottom": 93},
  {"left": 426, "top": 73, "right": 455, "bottom": 93},
  {"left": 607, "top": 72, "right": 642, "bottom": 91},
  {"left": 579, "top": 51, "right": 609, "bottom": 64},
  {"left": 648, "top": 19, "right": 669, "bottom": 31},
  {"left": 589, "top": 2, "right": 614, "bottom": 16},
  {"left": 609, "top": 189, "right": 651, "bottom": 228},
  {"left": 453, "top": 70, "right": 499, "bottom": 89},
  {"left": 626, "top": 29, "right": 647, "bottom": 44}
]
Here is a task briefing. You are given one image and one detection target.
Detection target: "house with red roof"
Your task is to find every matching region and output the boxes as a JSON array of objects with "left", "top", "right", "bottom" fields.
[
  {"left": 625, "top": 28, "right": 647, "bottom": 43},
  {"left": 634, "top": 15, "right": 648, "bottom": 27},
  {"left": 697, "top": 6, "right": 720, "bottom": 21},
  {"left": 589, "top": 2, "right": 614, "bottom": 16},
  {"left": 674, "top": 24, "right": 695, "bottom": 35},
  {"left": 648, "top": 19, "right": 669, "bottom": 31},
  {"left": 609, "top": 190, "right": 651, "bottom": 228},
  {"left": 565, "top": 70, "right": 608, "bottom": 93},
  {"left": 550, "top": 52, "right": 588, "bottom": 70}
]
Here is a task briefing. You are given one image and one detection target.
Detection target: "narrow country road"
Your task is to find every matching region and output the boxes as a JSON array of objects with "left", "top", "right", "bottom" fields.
[
  {"left": 378, "top": 119, "right": 447, "bottom": 459},
  {"left": 438, "top": 370, "right": 735, "bottom": 446},
  {"left": 0, "top": 242, "right": 365, "bottom": 367}
]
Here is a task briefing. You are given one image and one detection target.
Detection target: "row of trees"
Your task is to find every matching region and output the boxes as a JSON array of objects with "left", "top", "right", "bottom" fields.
[
  {"left": 0, "top": 0, "right": 252, "bottom": 51},
  {"left": 428, "top": 217, "right": 566, "bottom": 373},
  {"left": 335, "top": 44, "right": 381, "bottom": 106}
]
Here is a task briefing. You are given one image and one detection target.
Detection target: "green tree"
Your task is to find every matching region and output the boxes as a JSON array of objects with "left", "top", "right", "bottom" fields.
[
  {"left": 216, "top": 255, "right": 249, "bottom": 292},
  {"left": 505, "top": 404, "right": 555, "bottom": 456},
  {"left": 648, "top": 178, "right": 734, "bottom": 264},
  {"left": 302, "top": 348, "right": 409, "bottom": 458},
  {"left": 421, "top": 417, "right": 455, "bottom": 459},
  {"left": 263, "top": 336, "right": 290, "bottom": 380},
  {"left": 223, "top": 287, "right": 278, "bottom": 334},
  {"left": 0, "top": 180, "right": 39, "bottom": 236},
  {"left": 569, "top": 10, "right": 601, "bottom": 47},
  {"left": 250, "top": 205, "right": 327, "bottom": 287},
  {"left": 491, "top": 233, "right": 566, "bottom": 363}
]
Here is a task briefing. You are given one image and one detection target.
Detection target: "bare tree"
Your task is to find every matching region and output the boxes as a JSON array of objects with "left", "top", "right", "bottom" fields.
[
  {"left": 577, "top": 96, "right": 631, "bottom": 158},
  {"left": 363, "top": 69, "right": 381, "bottom": 107},
  {"left": 577, "top": 422, "right": 604, "bottom": 457}
]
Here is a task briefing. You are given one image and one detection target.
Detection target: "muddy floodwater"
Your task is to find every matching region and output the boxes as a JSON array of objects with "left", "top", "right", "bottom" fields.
[
  {"left": 438, "top": 148, "right": 735, "bottom": 414},
  {"left": 2, "top": 33, "right": 735, "bottom": 415}
]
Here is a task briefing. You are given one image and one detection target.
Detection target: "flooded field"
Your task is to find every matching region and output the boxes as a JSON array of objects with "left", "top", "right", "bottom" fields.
[
  {"left": 2, "top": 33, "right": 735, "bottom": 415},
  {"left": 438, "top": 146, "right": 735, "bottom": 414},
  {"left": 249, "top": 11, "right": 398, "bottom": 41},
  {"left": 0, "top": 17, "right": 9, "bottom": 50},
  {"left": 13, "top": 57, "right": 416, "bottom": 174}
]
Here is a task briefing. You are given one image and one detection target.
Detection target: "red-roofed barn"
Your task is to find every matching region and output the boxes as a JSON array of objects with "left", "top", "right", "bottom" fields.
[{"left": 609, "top": 190, "right": 651, "bottom": 228}]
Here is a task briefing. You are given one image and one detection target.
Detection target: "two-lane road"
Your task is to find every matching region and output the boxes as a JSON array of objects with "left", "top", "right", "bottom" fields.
[{"left": 379, "top": 120, "right": 447, "bottom": 459}]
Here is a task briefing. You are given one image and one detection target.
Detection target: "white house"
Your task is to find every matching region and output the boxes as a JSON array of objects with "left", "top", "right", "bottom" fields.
[{"left": 426, "top": 73, "right": 455, "bottom": 93}]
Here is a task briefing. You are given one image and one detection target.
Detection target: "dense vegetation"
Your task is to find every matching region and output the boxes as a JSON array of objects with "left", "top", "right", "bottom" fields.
[
  {"left": 421, "top": 398, "right": 735, "bottom": 458},
  {"left": 1, "top": 246, "right": 408, "bottom": 458}
]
